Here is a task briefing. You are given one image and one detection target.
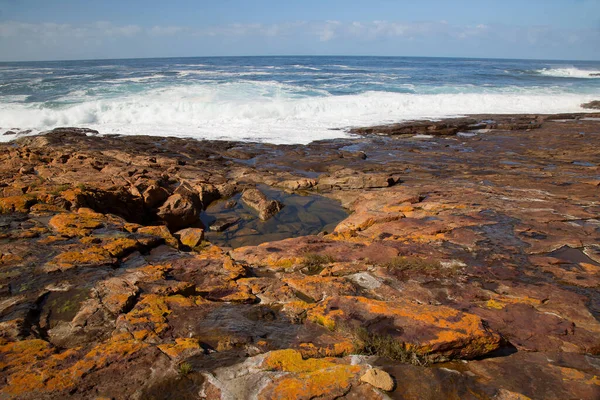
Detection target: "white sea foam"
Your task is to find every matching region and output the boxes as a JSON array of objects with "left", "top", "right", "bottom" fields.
[
  {"left": 102, "top": 75, "right": 167, "bottom": 83},
  {"left": 292, "top": 65, "right": 321, "bottom": 71},
  {"left": 0, "top": 86, "right": 597, "bottom": 145},
  {"left": 536, "top": 67, "right": 600, "bottom": 79}
]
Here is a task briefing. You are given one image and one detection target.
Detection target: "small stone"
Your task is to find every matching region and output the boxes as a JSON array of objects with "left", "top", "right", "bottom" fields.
[
  {"left": 360, "top": 368, "right": 395, "bottom": 391},
  {"left": 241, "top": 188, "right": 284, "bottom": 221},
  {"left": 176, "top": 227, "right": 204, "bottom": 248},
  {"left": 209, "top": 216, "right": 240, "bottom": 232}
]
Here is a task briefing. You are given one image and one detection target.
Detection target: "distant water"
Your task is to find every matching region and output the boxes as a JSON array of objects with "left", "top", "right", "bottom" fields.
[{"left": 1, "top": 56, "right": 599, "bottom": 144}]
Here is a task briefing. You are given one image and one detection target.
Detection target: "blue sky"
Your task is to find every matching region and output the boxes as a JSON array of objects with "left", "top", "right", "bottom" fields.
[{"left": 0, "top": 0, "right": 599, "bottom": 61}]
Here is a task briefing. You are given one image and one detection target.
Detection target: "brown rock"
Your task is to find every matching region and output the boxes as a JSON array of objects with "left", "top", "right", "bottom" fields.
[
  {"left": 307, "top": 296, "right": 502, "bottom": 360},
  {"left": 317, "top": 172, "right": 398, "bottom": 191},
  {"left": 241, "top": 188, "right": 284, "bottom": 221},
  {"left": 581, "top": 100, "right": 600, "bottom": 110},
  {"left": 142, "top": 184, "right": 169, "bottom": 208},
  {"left": 137, "top": 225, "right": 179, "bottom": 248},
  {"left": 360, "top": 368, "right": 395, "bottom": 391},
  {"left": 157, "top": 193, "right": 200, "bottom": 230}
]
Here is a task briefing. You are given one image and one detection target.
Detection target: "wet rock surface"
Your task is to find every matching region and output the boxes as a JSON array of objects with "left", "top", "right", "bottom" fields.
[{"left": 0, "top": 114, "right": 600, "bottom": 399}]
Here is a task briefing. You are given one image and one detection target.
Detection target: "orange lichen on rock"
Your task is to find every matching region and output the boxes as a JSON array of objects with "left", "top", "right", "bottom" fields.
[
  {"left": 157, "top": 338, "right": 203, "bottom": 360},
  {"left": 137, "top": 225, "right": 179, "bottom": 249},
  {"left": 120, "top": 294, "right": 172, "bottom": 338},
  {"left": 0, "top": 340, "right": 82, "bottom": 396},
  {"left": 0, "top": 195, "right": 37, "bottom": 213},
  {"left": 259, "top": 349, "right": 362, "bottom": 400},
  {"left": 69, "top": 333, "right": 148, "bottom": 380},
  {"left": 283, "top": 275, "right": 356, "bottom": 302},
  {"left": 45, "top": 246, "right": 115, "bottom": 272},
  {"left": 102, "top": 237, "right": 140, "bottom": 258},
  {"left": 48, "top": 209, "right": 105, "bottom": 237},
  {"left": 484, "top": 295, "right": 544, "bottom": 310},
  {"left": 308, "top": 296, "right": 501, "bottom": 359},
  {"left": 0, "top": 339, "right": 54, "bottom": 371}
]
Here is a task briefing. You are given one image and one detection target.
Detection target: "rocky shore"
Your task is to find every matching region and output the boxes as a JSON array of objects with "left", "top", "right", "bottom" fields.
[{"left": 1, "top": 113, "right": 600, "bottom": 399}]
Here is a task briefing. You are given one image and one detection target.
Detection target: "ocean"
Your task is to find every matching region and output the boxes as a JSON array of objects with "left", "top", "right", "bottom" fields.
[{"left": 1, "top": 56, "right": 599, "bottom": 144}]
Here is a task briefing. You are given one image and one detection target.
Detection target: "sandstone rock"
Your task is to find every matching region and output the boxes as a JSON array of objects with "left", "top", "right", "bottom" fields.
[
  {"left": 137, "top": 225, "right": 179, "bottom": 248},
  {"left": 96, "top": 277, "right": 139, "bottom": 314},
  {"left": 241, "top": 188, "right": 284, "bottom": 221},
  {"left": 176, "top": 227, "right": 204, "bottom": 248},
  {"left": 157, "top": 193, "right": 200, "bottom": 231},
  {"left": 307, "top": 296, "right": 502, "bottom": 360},
  {"left": 360, "top": 368, "right": 395, "bottom": 391},
  {"left": 0, "top": 195, "right": 37, "bottom": 213},
  {"left": 278, "top": 178, "right": 317, "bottom": 191},
  {"left": 142, "top": 184, "right": 169, "bottom": 208},
  {"left": 48, "top": 209, "right": 105, "bottom": 237},
  {"left": 45, "top": 246, "right": 116, "bottom": 272},
  {"left": 317, "top": 172, "right": 399, "bottom": 191}
]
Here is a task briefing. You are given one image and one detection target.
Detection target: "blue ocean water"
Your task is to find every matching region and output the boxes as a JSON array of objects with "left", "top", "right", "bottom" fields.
[{"left": 1, "top": 56, "right": 599, "bottom": 144}]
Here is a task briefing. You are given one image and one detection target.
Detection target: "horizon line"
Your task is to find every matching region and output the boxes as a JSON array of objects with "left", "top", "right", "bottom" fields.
[{"left": 1, "top": 54, "right": 599, "bottom": 64}]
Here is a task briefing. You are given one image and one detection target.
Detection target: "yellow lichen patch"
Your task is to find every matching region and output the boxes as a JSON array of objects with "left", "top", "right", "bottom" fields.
[
  {"left": 261, "top": 365, "right": 361, "bottom": 400},
  {"left": 194, "top": 244, "right": 226, "bottom": 259},
  {"left": 45, "top": 246, "right": 115, "bottom": 272},
  {"left": 102, "top": 237, "right": 139, "bottom": 258},
  {"left": 486, "top": 299, "right": 506, "bottom": 310},
  {"left": 157, "top": 338, "right": 202, "bottom": 360},
  {"left": 164, "top": 294, "right": 206, "bottom": 308},
  {"left": 134, "top": 264, "right": 170, "bottom": 282},
  {"left": 309, "top": 296, "right": 500, "bottom": 359},
  {"left": 580, "top": 262, "right": 600, "bottom": 274},
  {"left": 262, "top": 349, "right": 343, "bottom": 373},
  {"left": 70, "top": 335, "right": 148, "bottom": 380},
  {"left": 137, "top": 225, "right": 179, "bottom": 249},
  {"left": 121, "top": 294, "right": 172, "bottom": 336},
  {"left": 305, "top": 302, "right": 346, "bottom": 331},
  {"left": 260, "top": 350, "right": 361, "bottom": 400},
  {"left": 48, "top": 211, "right": 105, "bottom": 237},
  {"left": 270, "top": 258, "right": 297, "bottom": 269},
  {"left": 0, "top": 339, "right": 54, "bottom": 371},
  {"left": 123, "top": 222, "right": 142, "bottom": 233},
  {"left": 0, "top": 342, "right": 81, "bottom": 396},
  {"left": 556, "top": 366, "right": 600, "bottom": 386},
  {"left": 38, "top": 235, "right": 70, "bottom": 245},
  {"left": 0, "top": 195, "right": 37, "bottom": 213},
  {"left": 222, "top": 257, "right": 247, "bottom": 280},
  {"left": 485, "top": 295, "right": 544, "bottom": 310}
]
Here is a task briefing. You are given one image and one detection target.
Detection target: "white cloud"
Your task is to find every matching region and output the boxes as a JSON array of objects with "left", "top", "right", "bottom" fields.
[
  {"left": 0, "top": 19, "right": 598, "bottom": 61},
  {"left": 149, "top": 25, "right": 185, "bottom": 36}
]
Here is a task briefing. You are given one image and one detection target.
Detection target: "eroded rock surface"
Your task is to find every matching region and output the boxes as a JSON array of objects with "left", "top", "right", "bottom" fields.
[{"left": 1, "top": 115, "right": 600, "bottom": 399}]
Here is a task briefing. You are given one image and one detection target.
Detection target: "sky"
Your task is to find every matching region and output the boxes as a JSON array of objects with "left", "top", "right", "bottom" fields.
[{"left": 0, "top": 0, "right": 599, "bottom": 61}]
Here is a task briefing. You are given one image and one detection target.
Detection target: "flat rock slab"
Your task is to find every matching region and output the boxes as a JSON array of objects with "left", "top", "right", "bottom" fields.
[{"left": 307, "top": 296, "right": 502, "bottom": 360}]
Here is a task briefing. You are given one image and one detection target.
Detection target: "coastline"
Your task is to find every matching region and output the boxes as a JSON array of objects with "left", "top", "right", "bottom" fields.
[{"left": 1, "top": 114, "right": 600, "bottom": 398}]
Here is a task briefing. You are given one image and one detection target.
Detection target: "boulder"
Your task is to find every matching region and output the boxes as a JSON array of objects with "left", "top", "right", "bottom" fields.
[
  {"left": 360, "top": 368, "right": 395, "bottom": 391},
  {"left": 157, "top": 194, "right": 200, "bottom": 231},
  {"left": 317, "top": 172, "right": 399, "bottom": 191},
  {"left": 142, "top": 184, "right": 169, "bottom": 208},
  {"left": 241, "top": 188, "right": 284, "bottom": 221},
  {"left": 176, "top": 228, "right": 204, "bottom": 248}
]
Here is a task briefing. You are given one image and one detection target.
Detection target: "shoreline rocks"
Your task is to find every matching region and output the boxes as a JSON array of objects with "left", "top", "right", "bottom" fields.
[{"left": 1, "top": 116, "right": 600, "bottom": 399}]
